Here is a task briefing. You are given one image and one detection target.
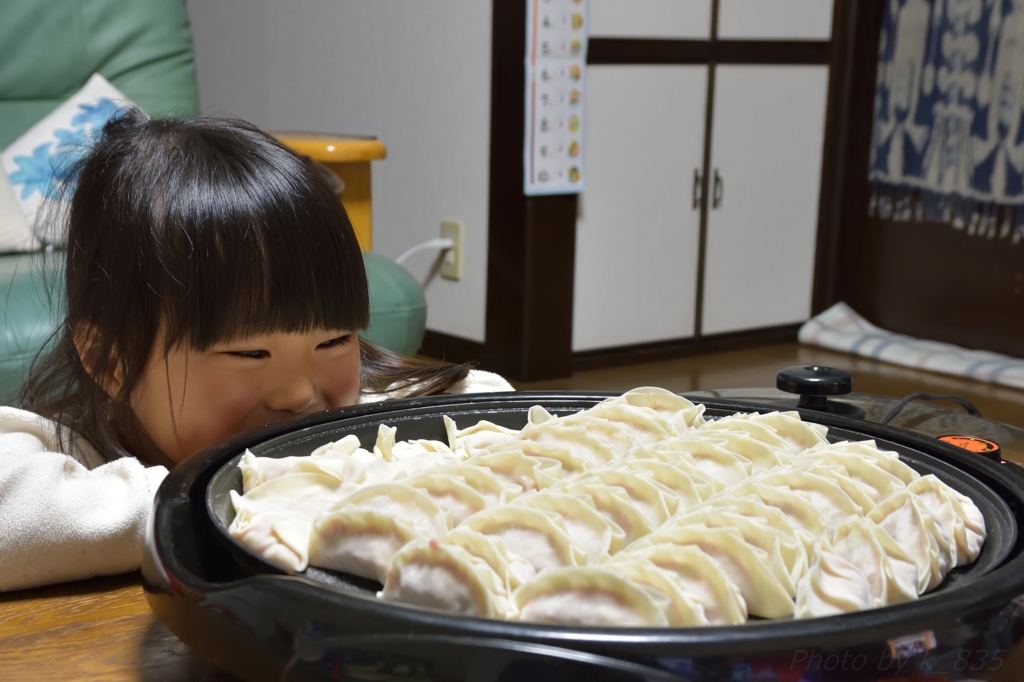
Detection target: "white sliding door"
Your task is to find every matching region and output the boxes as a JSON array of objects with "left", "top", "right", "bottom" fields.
[
  {"left": 701, "top": 65, "right": 828, "bottom": 335},
  {"left": 573, "top": 65, "right": 707, "bottom": 351}
]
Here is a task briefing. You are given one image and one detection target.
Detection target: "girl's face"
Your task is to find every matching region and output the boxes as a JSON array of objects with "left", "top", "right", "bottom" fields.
[{"left": 128, "top": 329, "right": 362, "bottom": 464}]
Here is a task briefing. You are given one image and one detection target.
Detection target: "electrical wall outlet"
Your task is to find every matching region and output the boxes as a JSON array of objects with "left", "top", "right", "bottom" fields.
[{"left": 440, "top": 219, "right": 463, "bottom": 281}]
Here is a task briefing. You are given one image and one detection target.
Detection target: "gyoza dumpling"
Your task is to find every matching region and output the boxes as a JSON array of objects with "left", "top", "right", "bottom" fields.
[
  {"left": 696, "top": 493, "right": 815, "bottom": 561},
  {"left": 512, "top": 567, "right": 670, "bottom": 627},
  {"left": 795, "top": 544, "right": 873, "bottom": 618},
  {"left": 699, "top": 431, "right": 787, "bottom": 472},
  {"left": 229, "top": 506, "right": 313, "bottom": 572},
  {"left": 868, "top": 489, "right": 952, "bottom": 592},
  {"left": 745, "top": 411, "right": 828, "bottom": 454},
  {"left": 285, "top": 456, "right": 370, "bottom": 485},
  {"left": 377, "top": 425, "right": 466, "bottom": 477},
  {"left": 528, "top": 405, "right": 556, "bottom": 425},
  {"left": 623, "top": 544, "right": 747, "bottom": 625},
  {"left": 631, "top": 525, "right": 794, "bottom": 618},
  {"left": 721, "top": 482, "right": 829, "bottom": 543},
  {"left": 311, "top": 434, "right": 392, "bottom": 483},
  {"left": 401, "top": 473, "right": 490, "bottom": 526},
  {"left": 784, "top": 462, "right": 877, "bottom": 515},
  {"left": 613, "top": 459, "right": 709, "bottom": 509},
  {"left": 946, "top": 484, "right": 986, "bottom": 563},
  {"left": 448, "top": 526, "right": 536, "bottom": 589},
  {"left": 229, "top": 472, "right": 360, "bottom": 572},
  {"left": 907, "top": 475, "right": 985, "bottom": 566},
  {"left": 444, "top": 415, "right": 520, "bottom": 454},
  {"left": 557, "top": 480, "right": 658, "bottom": 545},
  {"left": 378, "top": 426, "right": 452, "bottom": 460},
  {"left": 237, "top": 449, "right": 367, "bottom": 493},
  {"left": 373, "top": 424, "right": 400, "bottom": 463},
  {"left": 459, "top": 506, "right": 586, "bottom": 573},
  {"left": 428, "top": 464, "right": 523, "bottom": 506},
  {"left": 309, "top": 507, "right": 418, "bottom": 581},
  {"left": 558, "top": 413, "right": 635, "bottom": 459},
  {"left": 517, "top": 422, "right": 616, "bottom": 468},
  {"left": 230, "top": 472, "right": 359, "bottom": 519},
  {"left": 329, "top": 483, "right": 451, "bottom": 539},
  {"left": 664, "top": 509, "right": 805, "bottom": 595},
  {"left": 643, "top": 438, "right": 752, "bottom": 488},
  {"left": 602, "top": 557, "right": 709, "bottom": 626},
  {"left": 464, "top": 451, "right": 562, "bottom": 492},
  {"left": 610, "top": 386, "right": 706, "bottom": 432},
  {"left": 699, "top": 415, "right": 789, "bottom": 451},
  {"left": 625, "top": 448, "right": 725, "bottom": 494},
  {"left": 379, "top": 540, "right": 515, "bottom": 619},
  {"left": 485, "top": 440, "right": 591, "bottom": 476},
  {"left": 698, "top": 494, "right": 815, "bottom": 555},
  {"left": 310, "top": 434, "right": 364, "bottom": 458},
  {"left": 755, "top": 469, "right": 863, "bottom": 534},
  {"left": 814, "top": 440, "right": 919, "bottom": 484},
  {"left": 831, "top": 516, "right": 918, "bottom": 607},
  {"left": 580, "top": 403, "right": 677, "bottom": 445},
  {"left": 512, "top": 490, "right": 626, "bottom": 562},
  {"left": 570, "top": 468, "right": 679, "bottom": 525},
  {"left": 238, "top": 450, "right": 312, "bottom": 493},
  {"left": 794, "top": 447, "right": 907, "bottom": 502}
]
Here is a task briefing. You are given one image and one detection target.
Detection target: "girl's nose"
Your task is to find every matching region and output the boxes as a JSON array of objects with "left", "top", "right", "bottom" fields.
[{"left": 267, "top": 374, "right": 320, "bottom": 413}]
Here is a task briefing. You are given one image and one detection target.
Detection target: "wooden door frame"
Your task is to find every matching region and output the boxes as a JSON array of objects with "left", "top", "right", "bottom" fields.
[{"left": 811, "top": 0, "right": 876, "bottom": 314}]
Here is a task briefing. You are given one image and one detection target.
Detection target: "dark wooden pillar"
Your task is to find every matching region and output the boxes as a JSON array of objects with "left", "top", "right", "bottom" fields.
[{"left": 813, "top": 0, "right": 884, "bottom": 313}]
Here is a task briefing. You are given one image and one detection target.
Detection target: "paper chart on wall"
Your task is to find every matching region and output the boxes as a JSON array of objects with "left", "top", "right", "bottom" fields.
[{"left": 524, "top": 0, "right": 587, "bottom": 196}]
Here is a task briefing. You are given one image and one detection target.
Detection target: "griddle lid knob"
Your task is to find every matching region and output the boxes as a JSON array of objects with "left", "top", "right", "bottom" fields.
[{"left": 776, "top": 366, "right": 865, "bottom": 418}]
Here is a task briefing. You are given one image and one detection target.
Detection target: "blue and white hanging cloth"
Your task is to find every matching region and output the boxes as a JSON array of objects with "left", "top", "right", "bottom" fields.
[{"left": 870, "top": 0, "right": 1024, "bottom": 243}]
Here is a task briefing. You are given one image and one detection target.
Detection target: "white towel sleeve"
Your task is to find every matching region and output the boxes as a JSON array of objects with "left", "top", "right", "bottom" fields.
[
  {"left": 359, "top": 368, "right": 514, "bottom": 403},
  {"left": 443, "top": 369, "right": 515, "bottom": 395},
  {"left": 0, "top": 407, "right": 168, "bottom": 592}
]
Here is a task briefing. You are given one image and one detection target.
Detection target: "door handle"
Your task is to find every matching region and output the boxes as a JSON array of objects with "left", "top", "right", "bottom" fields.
[
  {"left": 713, "top": 169, "right": 723, "bottom": 209},
  {"left": 692, "top": 169, "right": 703, "bottom": 209}
]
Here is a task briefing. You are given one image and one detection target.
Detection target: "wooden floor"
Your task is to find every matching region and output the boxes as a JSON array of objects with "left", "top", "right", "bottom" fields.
[{"left": 514, "top": 342, "right": 1024, "bottom": 430}]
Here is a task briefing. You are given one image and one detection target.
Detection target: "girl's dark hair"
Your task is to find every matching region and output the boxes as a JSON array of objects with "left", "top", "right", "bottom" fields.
[{"left": 17, "top": 109, "right": 468, "bottom": 465}]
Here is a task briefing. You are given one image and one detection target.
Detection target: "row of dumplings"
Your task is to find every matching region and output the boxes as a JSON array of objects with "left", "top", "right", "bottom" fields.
[{"left": 227, "top": 387, "right": 986, "bottom": 627}]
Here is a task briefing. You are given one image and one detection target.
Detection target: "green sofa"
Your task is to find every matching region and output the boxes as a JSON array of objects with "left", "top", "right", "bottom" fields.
[
  {"left": 0, "top": 0, "right": 426, "bottom": 401},
  {"left": 0, "top": 0, "right": 200, "bottom": 150}
]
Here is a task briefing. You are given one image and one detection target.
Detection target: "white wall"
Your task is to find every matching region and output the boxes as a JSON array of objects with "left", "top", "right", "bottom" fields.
[{"left": 186, "top": 0, "right": 492, "bottom": 343}]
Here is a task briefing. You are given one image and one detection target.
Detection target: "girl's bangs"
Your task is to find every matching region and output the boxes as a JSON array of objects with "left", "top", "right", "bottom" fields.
[{"left": 155, "top": 143, "right": 368, "bottom": 350}]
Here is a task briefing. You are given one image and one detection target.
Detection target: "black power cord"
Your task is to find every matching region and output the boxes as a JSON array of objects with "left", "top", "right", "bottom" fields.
[{"left": 879, "top": 392, "right": 983, "bottom": 425}]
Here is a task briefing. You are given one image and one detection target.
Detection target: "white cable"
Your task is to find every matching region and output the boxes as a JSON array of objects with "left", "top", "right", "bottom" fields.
[{"left": 395, "top": 237, "right": 455, "bottom": 265}]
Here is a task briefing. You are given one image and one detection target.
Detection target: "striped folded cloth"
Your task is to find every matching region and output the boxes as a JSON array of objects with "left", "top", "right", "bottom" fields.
[{"left": 798, "top": 302, "right": 1024, "bottom": 392}]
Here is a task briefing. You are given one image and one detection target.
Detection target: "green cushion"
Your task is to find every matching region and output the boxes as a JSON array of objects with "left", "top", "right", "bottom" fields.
[
  {"left": 0, "top": 0, "right": 200, "bottom": 149},
  {"left": 359, "top": 252, "right": 427, "bottom": 357}
]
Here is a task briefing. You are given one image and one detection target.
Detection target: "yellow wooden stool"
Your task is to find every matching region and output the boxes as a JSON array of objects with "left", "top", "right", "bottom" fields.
[{"left": 272, "top": 132, "right": 387, "bottom": 251}]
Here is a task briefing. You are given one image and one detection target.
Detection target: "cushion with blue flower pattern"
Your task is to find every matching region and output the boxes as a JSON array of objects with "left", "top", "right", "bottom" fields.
[
  {"left": 1, "top": 74, "right": 135, "bottom": 246},
  {"left": 0, "top": 164, "right": 35, "bottom": 253}
]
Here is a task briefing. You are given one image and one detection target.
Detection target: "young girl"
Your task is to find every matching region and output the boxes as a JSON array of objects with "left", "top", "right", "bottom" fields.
[{"left": 0, "top": 110, "right": 511, "bottom": 591}]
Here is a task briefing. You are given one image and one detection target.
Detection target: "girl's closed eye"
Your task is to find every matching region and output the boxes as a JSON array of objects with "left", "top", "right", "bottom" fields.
[
  {"left": 229, "top": 349, "right": 270, "bottom": 360},
  {"left": 318, "top": 333, "right": 355, "bottom": 350}
]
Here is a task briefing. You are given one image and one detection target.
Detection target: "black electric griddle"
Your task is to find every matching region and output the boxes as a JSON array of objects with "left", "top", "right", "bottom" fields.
[{"left": 144, "top": 391, "right": 1024, "bottom": 682}]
